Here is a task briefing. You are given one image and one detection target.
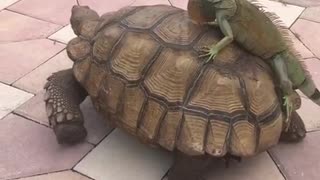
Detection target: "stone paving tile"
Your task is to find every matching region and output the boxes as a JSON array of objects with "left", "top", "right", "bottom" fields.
[
  {"left": 49, "top": 24, "right": 77, "bottom": 44},
  {"left": 288, "top": 31, "right": 314, "bottom": 59},
  {"left": 0, "top": 0, "right": 19, "bottom": 10},
  {"left": 291, "top": 19, "right": 320, "bottom": 59},
  {"left": 14, "top": 92, "right": 112, "bottom": 145},
  {"left": 0, "top": 114, "right": 93, "bottom": 180},
  {"left": 13, "top": 50, "right": 73, "bottom": 94},
  {"left": 8, "top": 0, "right": 77, "bottom": 25},
  {"left": 79, "top": 0, "right": 135, "bottom": 15},
  {"left": 296, "top": 58, "right": 320, "bottom": 130},
  {"left": 256, "top": 0, "right": 304, "bottom": 28},
  {"left": 304, "top": 58, "right": 320, "bottom": 88},
  {"left": 80, "top": 97, "right": 114, "bottom": 145},
  {"left": 0, "top": 39, "right": 65, "bottom": 84},
  {"left": 0, "top": 10, "right": 61, "bottom": 42},
  {"left": 0, "top": 83, "right": 33, "bottom": 119},
  {"left": 169, "top": 0, "right": 188, "bottom": 10},
  {"left": 297, "top": 97, "right": 320, "bottom": 131},
  {"left": 14, "top": 91, "right": 48, "bottom": 125},
  {"left": 75, "top": 129, "right": 172, "bottom": 180},
  {"left": 279, "top": 0, "right": 320, "bottom": 7},
  {"left": 270, "top": 131, "right": 320, "bottom": 180},
  {"left": 17, "top": 170, "right": 91, "bottom": 180},
  {"left": 301, "top": 6, "right": 320, "bottom": 23},
  {"left": 131, "top": 0, "right": 171, "bottom": 6},
  {"left": 204, "top": 152, "right": 284, "bottom": 180},
  {"left": 298, "top": 58, "right": 320, "bottom": 98}
]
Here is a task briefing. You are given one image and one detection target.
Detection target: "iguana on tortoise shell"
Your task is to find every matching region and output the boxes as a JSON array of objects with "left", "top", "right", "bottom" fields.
[
  {"left": 187, "top": 0, "right": 320, "bottom": 129},
  {"left": 44, "top": 5, "right": 306, "bottom": 180}
]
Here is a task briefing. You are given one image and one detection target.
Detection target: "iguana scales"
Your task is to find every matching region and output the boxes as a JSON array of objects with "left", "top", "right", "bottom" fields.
[{"left": 187, "top": 0, "right": 320, "bottom": 129}]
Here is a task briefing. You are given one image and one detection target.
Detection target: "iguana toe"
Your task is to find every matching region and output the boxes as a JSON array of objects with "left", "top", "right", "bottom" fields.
[{"left": 199, "top": 46, "right": 219, "bottom": 63}]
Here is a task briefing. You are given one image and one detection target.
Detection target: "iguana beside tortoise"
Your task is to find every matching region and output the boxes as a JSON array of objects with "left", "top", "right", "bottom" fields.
[
  {"left": 44, "top": 5, "right": 306, "bottom": 180},
  {"left": 187, "top": 0, "right": 320, "bottom": 130}
]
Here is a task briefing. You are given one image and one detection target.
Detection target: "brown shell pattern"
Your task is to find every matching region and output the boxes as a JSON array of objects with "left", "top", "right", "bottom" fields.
[{"left": 70, "top": 5, "right": 283, "bottom": 157}]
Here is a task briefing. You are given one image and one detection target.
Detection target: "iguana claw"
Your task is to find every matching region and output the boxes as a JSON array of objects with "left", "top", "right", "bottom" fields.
[{"left": 199, "top": 46, "right": 219, "bottom": 63}]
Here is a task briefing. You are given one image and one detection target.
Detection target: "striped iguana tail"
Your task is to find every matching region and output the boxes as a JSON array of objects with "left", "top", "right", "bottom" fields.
[
  {"left": 283, "top": 51, "right": 320, "bottom": 106},
  {"left": 299, "top": 76, "right": 320, "bottom": 105}
]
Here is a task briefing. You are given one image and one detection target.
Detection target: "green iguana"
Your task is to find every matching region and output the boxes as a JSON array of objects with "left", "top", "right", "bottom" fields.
[{"left": 187, "top": 0, "right": 320, "bottom": 129}]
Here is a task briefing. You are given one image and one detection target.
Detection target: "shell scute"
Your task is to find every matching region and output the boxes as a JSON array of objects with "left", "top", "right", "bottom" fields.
[
  {"left": 73, "top": 57, "right": 92, "bottom": 83},
  {"left": 122, "top": 5, "right": 178, "bottom": 29},
  {"left": 144, "top": 48, "right": 201, "bottom": 104},
  {"left": 158, "top": 110, "right": 183, "bottom": 151},
  {"left": 117, "top": 86, "right": 146, "bottom": 135},
  {"left": 187, "top": 67, "right": 245, "bottom": 113},
  {"left": 154, "top": 12, "right": 202, "bottom": 45},
  {"left": 93, "top": 24, "right": 125, "bottom": 63},
  {"left": 110, "top": 32, "right": 160, "bottom": 82},
  {"left": 137, "top": 99, "right": 166, "bottom": 141},
  {"left": 177, "top": 113, "right": 208, "bottom": 155}
]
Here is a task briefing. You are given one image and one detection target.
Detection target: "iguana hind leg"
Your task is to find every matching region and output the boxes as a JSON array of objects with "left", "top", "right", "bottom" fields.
[
  {"left": 44, "top": 69, "right": 88, "bottom": 144},
  {"left": 272, "top": 53, "right": 295, "bottom": 129}
]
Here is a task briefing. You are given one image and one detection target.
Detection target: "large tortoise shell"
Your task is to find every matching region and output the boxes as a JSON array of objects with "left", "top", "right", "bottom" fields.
[{"left": 67, "top": 5, "right": 283, "bottom": 157}]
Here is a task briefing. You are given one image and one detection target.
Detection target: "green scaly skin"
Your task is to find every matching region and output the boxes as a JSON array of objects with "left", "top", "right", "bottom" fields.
[{"left": 188, "top": 0, "right": 320, "bottom": 130}]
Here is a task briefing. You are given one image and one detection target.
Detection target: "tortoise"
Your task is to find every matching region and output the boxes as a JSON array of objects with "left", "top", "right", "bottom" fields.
[{"left": 44, "top": 5, "right": 306, "bottom": 180}]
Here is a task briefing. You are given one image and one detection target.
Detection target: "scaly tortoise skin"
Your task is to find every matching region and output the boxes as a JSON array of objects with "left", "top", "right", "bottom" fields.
[{"left": 44, "top": 5, "right": 306, "bottom": 180}]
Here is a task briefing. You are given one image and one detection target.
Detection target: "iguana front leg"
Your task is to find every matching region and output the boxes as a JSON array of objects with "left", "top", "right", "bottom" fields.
[
  {"left": 200, "top": 11, "right": 234, "bottom": 63},
  {"left": 272, "top": 54, "right": 294, "bottom": 130}
]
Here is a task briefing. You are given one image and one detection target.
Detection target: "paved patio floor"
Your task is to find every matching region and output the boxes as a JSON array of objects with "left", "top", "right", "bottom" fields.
[{"left": 0, "top": 0, "right": 320, "bottom": 179}]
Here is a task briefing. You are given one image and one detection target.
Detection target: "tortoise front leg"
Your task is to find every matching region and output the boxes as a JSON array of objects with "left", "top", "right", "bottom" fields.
[
  {"left": 44, "top": 69, "right": 88, "bottom": 144},
  {"left": 167, "top": 151, "right": 212, "bottom": 180}
]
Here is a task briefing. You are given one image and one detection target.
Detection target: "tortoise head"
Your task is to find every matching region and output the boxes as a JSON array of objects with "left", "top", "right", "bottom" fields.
[
  {"left": 70, "top": 5, "right": 99, "bottom": 36},
  {"left": 187, "top": 0, "right": 219, "bottom": 24}
]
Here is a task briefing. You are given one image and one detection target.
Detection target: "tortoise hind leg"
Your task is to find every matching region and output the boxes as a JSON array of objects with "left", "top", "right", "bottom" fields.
[
  {"left": 280, "top": 111, "right": 306, "bottom": 143},
  {"left": 44, "top": 69, "right": 88, "bottom": 144},
  {"left": 167, "top": 151, "right": 212, "bottom": 180}
]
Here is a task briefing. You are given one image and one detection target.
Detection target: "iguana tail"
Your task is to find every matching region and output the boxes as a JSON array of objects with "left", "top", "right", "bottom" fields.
[
  {"left": 284, "top": 51, "right": 320, "bottom": 106},
  {"left": 299, "top": 77, "right": 320, "bottom": 106},
  {"left": 250, "top": 1, "right": 320, "bottom": 106}
]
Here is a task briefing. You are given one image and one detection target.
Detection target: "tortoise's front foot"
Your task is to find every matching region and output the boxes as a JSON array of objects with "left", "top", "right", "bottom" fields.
[
  {"left": 280, "top": 111, "right": 306, "bottom": 142},
  {"left": 44, "top": 69, "right": 88, "bottom": 144},
  {"left": 54, "top": 122, "right": 87, "bottom": 144},
  {"left": 199, "top": 45, "right": 219, "bottom": 63}
]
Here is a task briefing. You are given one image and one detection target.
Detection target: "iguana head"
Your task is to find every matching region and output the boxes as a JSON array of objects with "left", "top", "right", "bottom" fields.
[{"left": 188, "top": 0, "right": 220, "bottom": 24}]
